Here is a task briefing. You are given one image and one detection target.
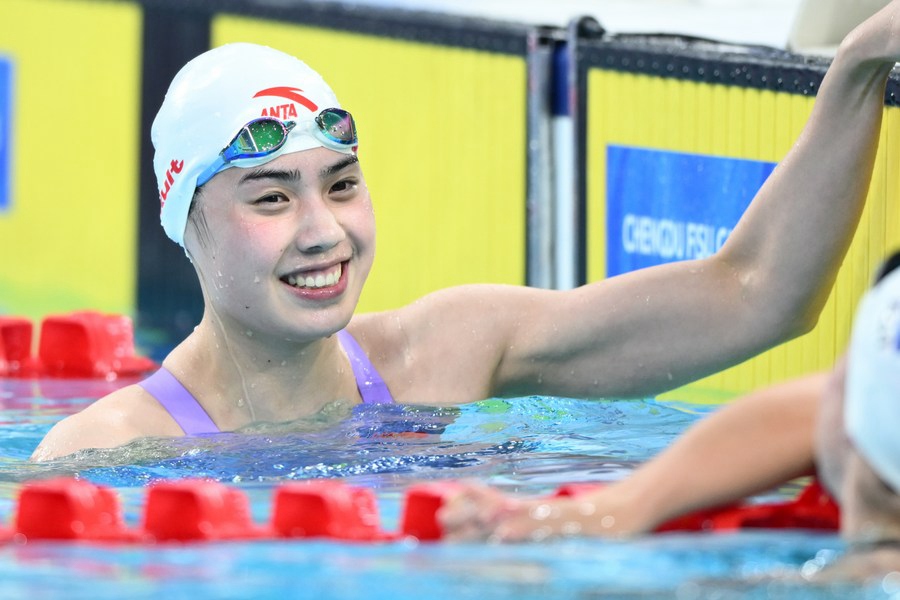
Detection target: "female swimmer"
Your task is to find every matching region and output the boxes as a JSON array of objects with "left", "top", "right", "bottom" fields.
[{"left": 31, "top": 0, "right": 900, "bottom": 459}]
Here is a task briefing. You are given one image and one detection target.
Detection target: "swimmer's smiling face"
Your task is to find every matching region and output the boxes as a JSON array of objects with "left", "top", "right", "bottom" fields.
[{"left": 183, "top": 147, "right": 375, "bottom": 341}]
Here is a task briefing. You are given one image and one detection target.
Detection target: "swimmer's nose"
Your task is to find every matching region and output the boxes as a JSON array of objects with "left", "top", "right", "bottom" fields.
[{"left": 294, "top": 197, "right": 345, "bottom": 254}]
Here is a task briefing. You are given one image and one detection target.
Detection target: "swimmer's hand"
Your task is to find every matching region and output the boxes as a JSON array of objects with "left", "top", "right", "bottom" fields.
[{"left": 438, "top": 482, "right": 651, "bottom": 542}]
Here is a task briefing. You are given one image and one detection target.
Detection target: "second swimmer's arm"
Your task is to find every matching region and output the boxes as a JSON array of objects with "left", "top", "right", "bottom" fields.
[
  {"left": 588, "top": 373, "right": 823, "bottom": 534},
  {"left": 440, "top": 372, "right": 823, "bottom": 540}
]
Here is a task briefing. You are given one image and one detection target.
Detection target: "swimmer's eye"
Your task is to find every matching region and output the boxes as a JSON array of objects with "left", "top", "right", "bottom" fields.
[
  {"left": 253, "top": 193, "right": 288, "bottom": 205},
  {"left": 330, "top": 178, "right": 359, "bottom": 197}
]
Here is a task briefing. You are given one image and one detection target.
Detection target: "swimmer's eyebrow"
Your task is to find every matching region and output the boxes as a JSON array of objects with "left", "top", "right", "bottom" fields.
[
  {"left": 239, "top": 168, "right": 303, "bottom": 185},
  {"left": 238, "top": 155, "right": 359, "bottom": 185},
  {"left": 320, "top": 155, "right": 359, "bottom": 179}
]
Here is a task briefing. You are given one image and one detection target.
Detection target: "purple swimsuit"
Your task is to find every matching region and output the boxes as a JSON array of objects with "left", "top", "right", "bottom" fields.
[{"left": 138, "top": 329, "right": 394, "bottom": 434}]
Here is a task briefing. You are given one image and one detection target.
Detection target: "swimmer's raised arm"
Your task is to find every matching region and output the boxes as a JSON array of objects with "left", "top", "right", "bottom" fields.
[
  {"left": 422, "top": 2, "right": 900, "bottom": 400},
  {"left": 439, "top": 371, "right": 823, "bottom": 541}
]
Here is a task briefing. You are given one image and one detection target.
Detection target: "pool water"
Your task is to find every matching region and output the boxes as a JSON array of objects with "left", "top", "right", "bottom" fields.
[{"left": 0, "top": 377, "right": 883, "bottom": 599}]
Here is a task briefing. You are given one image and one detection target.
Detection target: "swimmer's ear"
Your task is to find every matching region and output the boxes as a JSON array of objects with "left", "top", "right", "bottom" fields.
[{"left": 873, "top": 249, "right": 900, "bottom": 285}]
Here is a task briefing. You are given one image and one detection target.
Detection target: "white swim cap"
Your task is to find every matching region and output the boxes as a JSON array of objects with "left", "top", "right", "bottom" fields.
[
  {"left": 845, "top": 262, "right": 900, "bottom": 493},
  {"left": 151, "top": 43, "right": 355, "bottom": 247}
]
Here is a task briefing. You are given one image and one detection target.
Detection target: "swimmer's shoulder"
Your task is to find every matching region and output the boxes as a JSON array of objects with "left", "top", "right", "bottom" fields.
[
  {"left": 382, "top": 283, "right": 547, "bottom": 346},
  {"left": 357, "top": 283, "right": 537, "bottom": 335},
  {"left": 349, "top": 284, "right": 533, "bottom": 404},
  {"left": 347, "top": 286, "right": 479, "bottom": 357},
  {"left": 30, "top": 384, "right": 184, "bottom": 461}
]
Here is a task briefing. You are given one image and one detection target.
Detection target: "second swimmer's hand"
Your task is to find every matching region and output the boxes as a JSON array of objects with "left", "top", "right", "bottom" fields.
[
  {"left": 437, "top": 482, "right": 646, "bottom": 542},
  {"left": 438, "top": 483, "right": 523, "bottom": 542}
]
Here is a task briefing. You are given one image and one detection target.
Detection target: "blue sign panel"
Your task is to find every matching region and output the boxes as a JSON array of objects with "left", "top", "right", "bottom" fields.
[
  {"left": 606, "top": 145, "right": 776, "bottom": 277},
  {"left": 0, "top": 57, "right": 10, "bottom": 212}
]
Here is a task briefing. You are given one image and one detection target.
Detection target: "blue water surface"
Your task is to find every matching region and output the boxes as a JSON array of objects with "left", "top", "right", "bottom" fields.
[{"left": 0, "top": 377, "right": 884, "bottom": 599}]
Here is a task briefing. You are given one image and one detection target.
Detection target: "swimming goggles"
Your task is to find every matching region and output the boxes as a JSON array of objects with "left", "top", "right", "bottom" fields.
[{"left": 196, "top": 108, "right": 358, "bottom": 187}]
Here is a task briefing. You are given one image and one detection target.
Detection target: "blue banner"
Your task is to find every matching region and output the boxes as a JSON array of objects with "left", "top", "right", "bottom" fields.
[
  {"left": 0, "top": 57, "right": 10, "bottom": 213},
  {"left": 606, "top": 145, "right": 776, "bottom": 276}
]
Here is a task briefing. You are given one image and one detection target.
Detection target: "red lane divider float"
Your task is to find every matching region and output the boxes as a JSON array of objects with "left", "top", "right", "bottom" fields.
[
  {"left": 0, "top": 312, "right": 156, "bottom": 379},
  {"left": 14, "top": 478, "right": 140, "bottom": 542},
  {"left": 272, "top": 480, "right": 395, "bottom": 541},
  {"left": 0, "top": 316, "right": 36, "bottom": 376},
  {"left": 0, "top": 477, "right": 839, "bottom": 545},
  {"left": 554, "top": 480, "right": 841, "bottom": 533},
  {"left": 398, "top": 481, "right": 466, "bottom": 541}
]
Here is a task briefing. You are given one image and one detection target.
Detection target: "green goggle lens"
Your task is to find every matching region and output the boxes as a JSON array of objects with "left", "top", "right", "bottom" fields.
[
  {"left": 225, "top": 119, "right": 297, "bottom": 160},
  {"left": 197, "top": 108, "right": 358, "bottom": 187},
  {"left": 314, "top": 108, "right": 357, "bottom": 146}
]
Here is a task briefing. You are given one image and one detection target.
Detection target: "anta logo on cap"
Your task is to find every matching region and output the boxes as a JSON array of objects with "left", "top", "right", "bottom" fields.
[
  {"left": 254, "top": 86, "right": 318, "bottom": 120},
  {"left": 159, "top": 158, "right": 184, "bottom": 208}
]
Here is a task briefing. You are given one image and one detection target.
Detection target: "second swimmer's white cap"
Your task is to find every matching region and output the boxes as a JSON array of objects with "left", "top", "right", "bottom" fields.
[
  {"left": 151, "top": 42, "right": 354, "bottom": 247},
  {"left": 845, "top": 258, "right": 900, "bottom": 493}
]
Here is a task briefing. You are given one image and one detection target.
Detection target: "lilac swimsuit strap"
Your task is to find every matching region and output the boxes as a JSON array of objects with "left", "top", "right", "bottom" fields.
[
  {"left": 138, "top": 329, "right": 394, "bottom": 435},
  {"left": 138, "top": 368, "right": 219, "bottom": 435},
  {"left": 336, "top": 329, "right": 394, "bottom": 405}
]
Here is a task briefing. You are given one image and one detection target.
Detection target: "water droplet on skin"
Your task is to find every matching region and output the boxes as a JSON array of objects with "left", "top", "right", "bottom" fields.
[
  {"left": 280, "top": 361, "right": 287, "bottom": 366},
  {"left": 560, "top": 521, "right": 582, "bottom": 536},
  {"left": 600, "top": 515, "right": 616, "bottom": 529},
  {"left": 246, "top": 330, "right": 254, "bottom": 337},
  {"left": 217, "top": 271, "right": 223, "bottom": 277},
  {"left": 530, "top": 504, "right": 553, "bottom": 521},
  {"left": 237, "top": 398, "right": 245, "bottom": 407},
  {"left": 254, "top": 276, "right": 261, "bottom": 283},
  {"left": 578, "top": 502, "right": 596, "bottom": 516}
]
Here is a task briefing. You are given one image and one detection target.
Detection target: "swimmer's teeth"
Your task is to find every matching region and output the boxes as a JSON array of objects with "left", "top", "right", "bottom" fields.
[{"left": 287, "top": 264, "right": 342, "bottom": 289}]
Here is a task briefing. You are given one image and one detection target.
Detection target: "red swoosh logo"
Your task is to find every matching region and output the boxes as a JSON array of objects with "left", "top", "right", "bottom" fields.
[{"left": 253, "top": 86, "right": 318, "bottom": 112}]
